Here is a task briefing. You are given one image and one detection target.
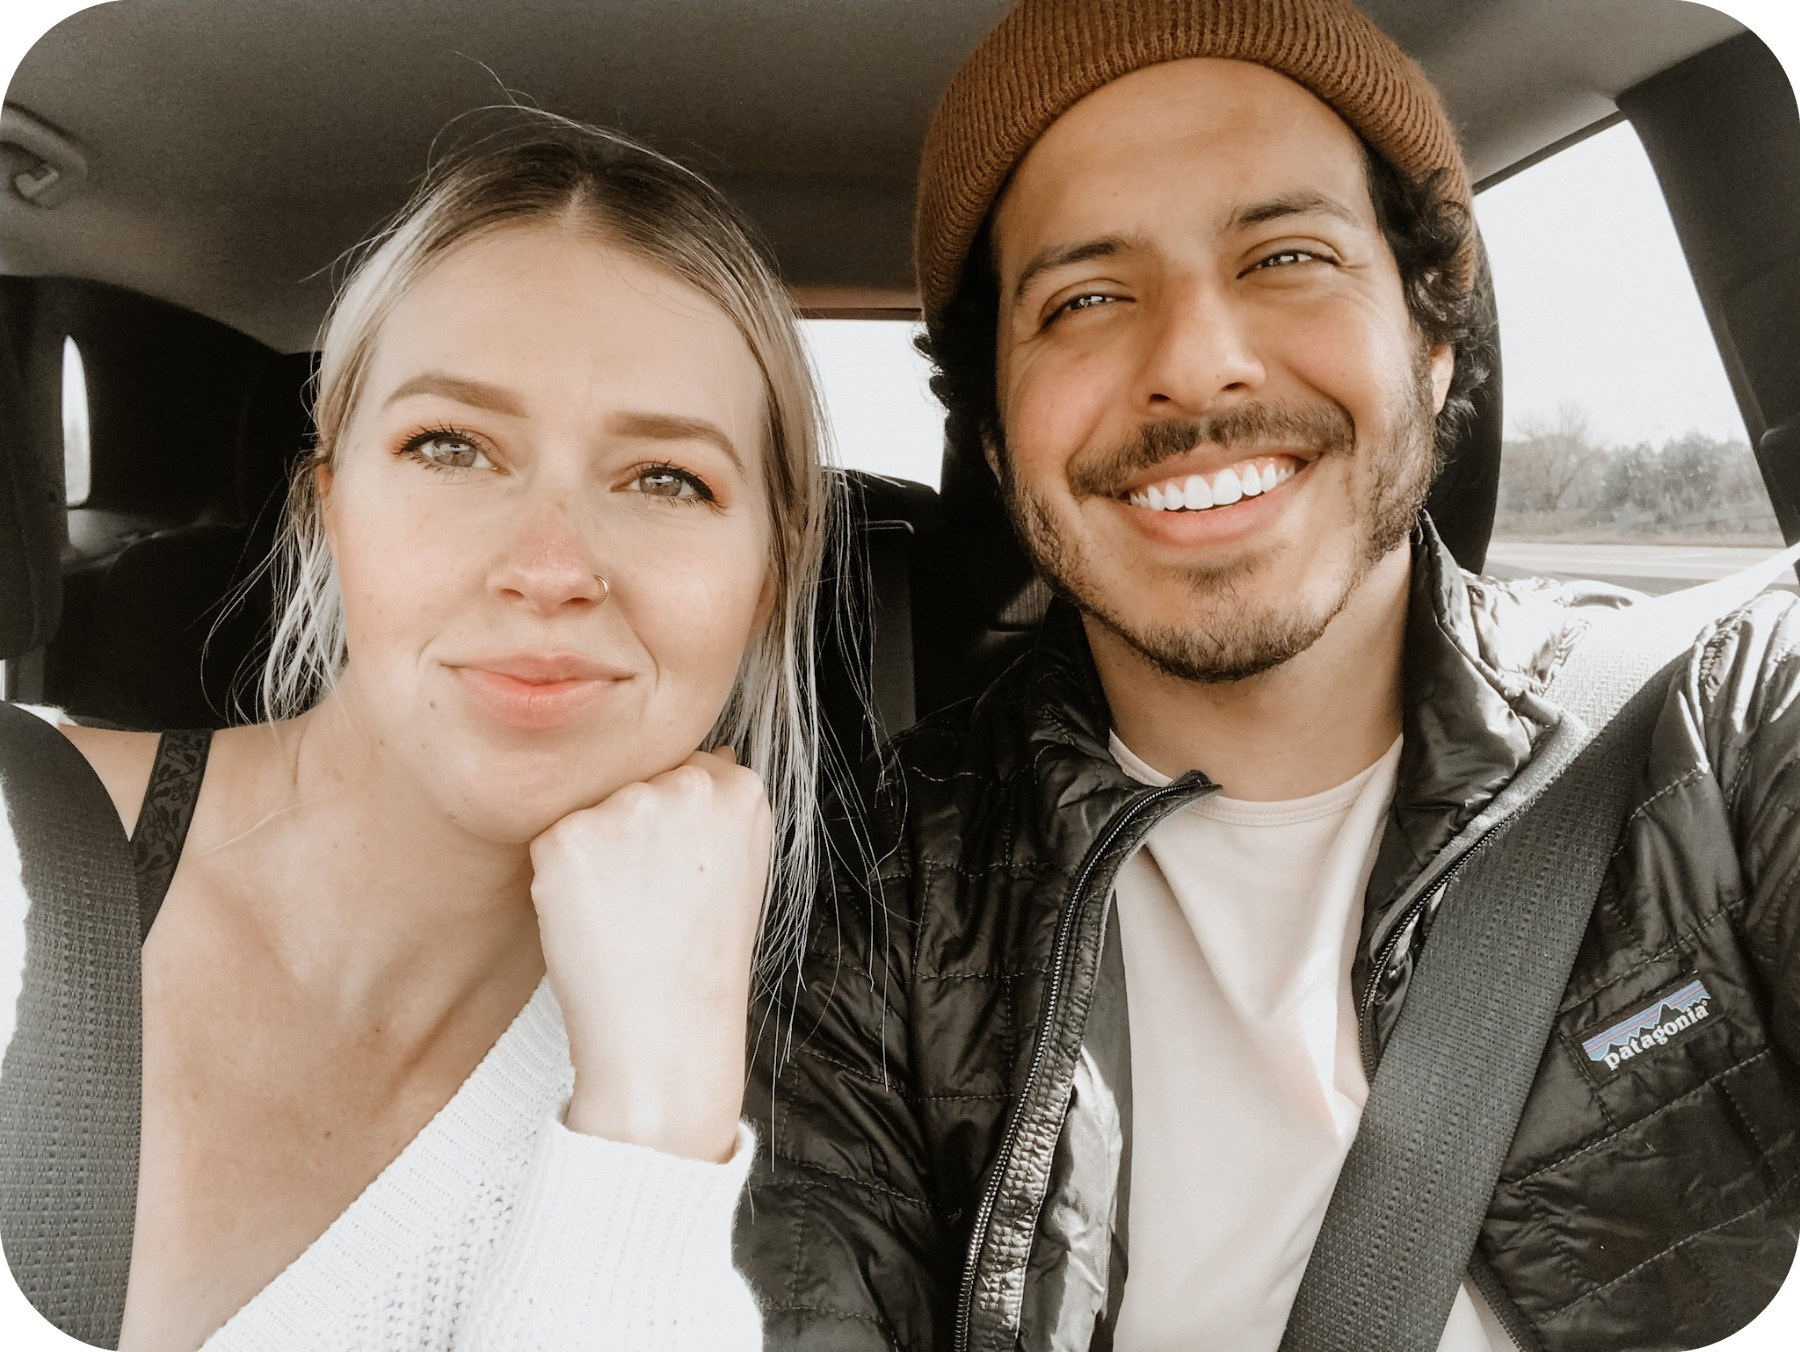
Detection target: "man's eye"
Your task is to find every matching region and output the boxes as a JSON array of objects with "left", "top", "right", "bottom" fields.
[
  {"left": 1252, "top": 248, "right": 1326, "bottom": 271},
  {"left": 402, "top": 430, "right": 492, "bottom": 471},
  {"left": 629, "top": 466, "right": 714, "bottom": 502},
  {"left": 1047, "top": 292, "right": 1121, "bottom": 325}
]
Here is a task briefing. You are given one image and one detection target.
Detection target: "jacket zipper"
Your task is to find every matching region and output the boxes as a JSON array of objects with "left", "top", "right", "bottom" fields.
[
  {"left": 1355, "top": 819, "right": 1507, "bottom": 1075},
  {"left": 951, "top": 776, "right": 1515, "bottom": 1346},
  {"left": 953, "top": 774, "right": 1209, "bottom": 1352}
]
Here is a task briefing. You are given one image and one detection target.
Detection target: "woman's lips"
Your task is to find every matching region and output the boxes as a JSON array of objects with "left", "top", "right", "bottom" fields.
[{"left": 450, "top": 661, "right": 628, "bottom": 732}]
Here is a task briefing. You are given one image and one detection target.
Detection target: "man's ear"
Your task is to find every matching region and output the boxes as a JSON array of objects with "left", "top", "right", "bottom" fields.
[
  {"left": 980, "top": 425, "right": 1004, "bottom": 484},
  {"left": 1428, "top": 343, "right": 1455, "bottom": 415}
]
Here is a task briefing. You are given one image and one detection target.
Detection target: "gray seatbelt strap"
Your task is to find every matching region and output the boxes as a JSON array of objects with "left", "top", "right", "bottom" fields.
[
  {"left": 1280, "top": 543, "right": 1800, "bottom": 1352},
  {"left": 0, "top": 701, "right": 141, "bottom": 1348}
]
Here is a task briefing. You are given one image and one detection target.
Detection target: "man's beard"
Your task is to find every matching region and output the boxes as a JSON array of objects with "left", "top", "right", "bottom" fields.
[{"left": 998, "top": 354, "right": 1440, "bottom": 685}]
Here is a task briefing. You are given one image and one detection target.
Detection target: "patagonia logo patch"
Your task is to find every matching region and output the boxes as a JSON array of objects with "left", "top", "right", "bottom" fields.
[{"left": 1581, "top": 979, "right": 1713, "bottom": 1073}]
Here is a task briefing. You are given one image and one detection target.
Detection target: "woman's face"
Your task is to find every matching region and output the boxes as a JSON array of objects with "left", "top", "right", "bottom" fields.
[{"left": 321, "top": 221, "right": 775, "bottom": 842}]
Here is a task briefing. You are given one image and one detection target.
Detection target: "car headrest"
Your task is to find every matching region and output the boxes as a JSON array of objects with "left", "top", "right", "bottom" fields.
[{"left": 1421, "top": 235, "right": 1502, "bottom": 573}]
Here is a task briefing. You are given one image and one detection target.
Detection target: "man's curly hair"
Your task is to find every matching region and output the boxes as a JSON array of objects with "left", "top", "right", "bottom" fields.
[{"left": 918, "top": 144, "right": 1492, "bottom": 475}]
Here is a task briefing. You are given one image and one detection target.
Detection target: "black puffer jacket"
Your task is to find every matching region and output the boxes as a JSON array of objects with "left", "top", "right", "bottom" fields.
[{"left": 737, "top": 524, "right": 1800, "bottom": 1352}]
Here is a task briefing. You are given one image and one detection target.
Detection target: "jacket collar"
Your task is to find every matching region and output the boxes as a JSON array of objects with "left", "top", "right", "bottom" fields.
[
  {"left": 1369, "top": 518, "right": 1547, "bottom": 909},
  {"left": 1009, "top": 516, "right": 1551, "bottom": 910},
  {"left": 1019, "top": 598, "right": 1116, "bottom": 770}
]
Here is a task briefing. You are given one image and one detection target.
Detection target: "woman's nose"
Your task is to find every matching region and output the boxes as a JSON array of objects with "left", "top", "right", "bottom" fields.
[{"left": 487, "top": 505, "right": 609, "bottom": 612}]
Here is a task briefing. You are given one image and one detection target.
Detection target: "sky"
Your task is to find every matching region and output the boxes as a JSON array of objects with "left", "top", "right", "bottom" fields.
[{"left": 1477, "top": 120, "right": 1747, "bottom": 452}]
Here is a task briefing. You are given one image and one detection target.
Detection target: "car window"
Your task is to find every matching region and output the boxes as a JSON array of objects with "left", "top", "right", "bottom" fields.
[
  {"left": 800, "top": 319, "right": 945, "bottom": 487},
  {"left": 1477, "top": 120, "right": 1785, "bottom": 594},
  {"left": 60, "top": 335, "right": 90, "bottom": 507}
]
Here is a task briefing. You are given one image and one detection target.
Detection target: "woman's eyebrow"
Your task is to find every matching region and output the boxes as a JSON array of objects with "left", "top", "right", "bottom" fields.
[
  {"left": 378, "top": 376, "right": 744, "bottom": 470},
  {"left": 609, "top": 411, "right": 745, "bottom": 473},
  {"left": 382, "top": 371, "right": 526, "bottom": 417}
]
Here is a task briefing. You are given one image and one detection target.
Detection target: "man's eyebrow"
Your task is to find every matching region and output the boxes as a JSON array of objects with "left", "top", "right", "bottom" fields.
[
  {"left": 1010, "top": 235, "right": 1142, "bottom": 308},
  {"left": 381, "top": 371, "right": 527, "bottom": 417},
  {"left": 1227, "top": 191, "right": 1365, "bottom": 232},
  {"left": 609, "top": 411, "right": 745, "bottom": 473}
]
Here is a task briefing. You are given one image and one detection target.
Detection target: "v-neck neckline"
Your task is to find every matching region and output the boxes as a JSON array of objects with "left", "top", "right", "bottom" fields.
[{"left": 200, "top": 978, "right": 569, "bottom": 1346}]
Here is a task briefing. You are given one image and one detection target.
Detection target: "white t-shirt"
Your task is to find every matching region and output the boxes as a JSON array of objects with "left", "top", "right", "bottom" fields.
[{"left": 1109, "top": 732, "right": 1510, "bottom": 1352}]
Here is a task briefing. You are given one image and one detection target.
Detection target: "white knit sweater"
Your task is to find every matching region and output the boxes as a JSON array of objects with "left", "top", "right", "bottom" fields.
[{"left": 0, "top": 765, "right": 763, "bottom": 1350}]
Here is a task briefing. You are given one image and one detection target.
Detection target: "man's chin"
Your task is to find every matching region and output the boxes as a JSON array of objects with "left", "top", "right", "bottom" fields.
[
  {"left": 1075, "top": 522, "right": 1415, "bottom": 687},
  {"left": 1094, "top": 600, "right": 1334, "bottom": 686},
  {"left": 1066, "top": 544, "right": 1362, "bottom": 685}
]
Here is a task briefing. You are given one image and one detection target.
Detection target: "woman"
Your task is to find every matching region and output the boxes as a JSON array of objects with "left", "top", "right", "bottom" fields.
[{"left": 0, "top": 112, "right": 839, "bottom": 1349}]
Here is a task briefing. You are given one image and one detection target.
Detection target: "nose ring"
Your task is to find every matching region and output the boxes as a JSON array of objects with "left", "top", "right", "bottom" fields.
[{"left": 593, "top": 574, "right": 610, "bottom": 603}]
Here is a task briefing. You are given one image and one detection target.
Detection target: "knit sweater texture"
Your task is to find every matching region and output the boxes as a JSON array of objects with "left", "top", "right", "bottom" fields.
[{"left": 0, "top": 759, "right": 762, "bottom": 1350}]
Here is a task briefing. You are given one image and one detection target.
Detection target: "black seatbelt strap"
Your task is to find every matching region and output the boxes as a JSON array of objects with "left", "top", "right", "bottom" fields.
[
  {"left": 0, "top": 702, "right": 142, "bottom": 1348},
  {"left": 129, "top": 728, "right": 212, "bottom": 940},
  {"left": 1280, "top": 543, "right": 1800, "bottom": 1352}
]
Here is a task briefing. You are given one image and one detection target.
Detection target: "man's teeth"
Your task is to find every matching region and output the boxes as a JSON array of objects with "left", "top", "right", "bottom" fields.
[{"left": 1127, "top": 458, "right": 1298, "bottom": 512}]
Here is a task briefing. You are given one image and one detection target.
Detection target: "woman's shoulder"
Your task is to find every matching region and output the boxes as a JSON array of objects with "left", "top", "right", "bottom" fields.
[
  {"left": 55, "top": 721, "right": 160, "bottom": 835},
  {"left": 0, "top": 708, "right": 159, "bottom": 837}
]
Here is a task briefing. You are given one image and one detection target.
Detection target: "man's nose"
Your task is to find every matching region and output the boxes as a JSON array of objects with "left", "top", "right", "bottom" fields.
[
  {"left": 487, "top": 500, "right": 609, "bottom": 613},
  {"left": 1132, "top": 276, "right": 1266, "bottom": 414}
]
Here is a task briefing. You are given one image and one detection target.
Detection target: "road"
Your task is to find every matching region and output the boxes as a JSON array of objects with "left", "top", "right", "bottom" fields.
[{"left": 1484, "top": 541, "right": 1798, "bottom": 596}]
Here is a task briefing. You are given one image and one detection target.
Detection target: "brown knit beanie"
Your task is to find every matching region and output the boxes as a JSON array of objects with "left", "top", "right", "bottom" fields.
[{"left": 915, "top": 0, "right": 1472, "bottom": 332}]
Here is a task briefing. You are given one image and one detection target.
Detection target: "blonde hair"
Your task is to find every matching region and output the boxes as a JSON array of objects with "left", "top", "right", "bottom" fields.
[{"left": 262, "top": 110, "right": 847, "bottom": 984}]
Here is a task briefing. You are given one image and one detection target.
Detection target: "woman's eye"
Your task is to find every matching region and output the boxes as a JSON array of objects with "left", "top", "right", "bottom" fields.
[
  {"left": 629, "top": 466, "right": 713, "bottom": 502},
  {"left": 403, "top": 431, "right": 492, "bottom": 471}
]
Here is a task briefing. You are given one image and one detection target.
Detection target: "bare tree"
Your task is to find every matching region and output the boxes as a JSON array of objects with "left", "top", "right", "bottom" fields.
[{"left": 1506, "top": 404, "right": 1600, "bottom": 512}]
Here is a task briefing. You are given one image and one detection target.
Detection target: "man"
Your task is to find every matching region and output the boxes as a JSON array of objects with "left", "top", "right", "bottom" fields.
[{"left": 738, "top": 2, "right": 1800, "bottom": 1349}]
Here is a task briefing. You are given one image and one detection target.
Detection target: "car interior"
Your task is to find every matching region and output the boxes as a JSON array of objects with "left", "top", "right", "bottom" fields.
[{"left": 2, "top": 0, "right": 1797, "bottom": 769}]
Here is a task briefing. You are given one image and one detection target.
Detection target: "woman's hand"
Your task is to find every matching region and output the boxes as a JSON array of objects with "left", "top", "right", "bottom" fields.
[{"left": 528, "top": 748, "right": 771, "bottom": 1162}]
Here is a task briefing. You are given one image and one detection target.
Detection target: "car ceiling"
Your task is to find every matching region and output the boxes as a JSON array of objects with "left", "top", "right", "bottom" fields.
[{"left": 0, "top": 0, "right": 1748, "bottom": 353}]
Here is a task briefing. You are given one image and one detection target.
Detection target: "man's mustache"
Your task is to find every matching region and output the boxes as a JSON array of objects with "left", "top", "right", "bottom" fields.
[{"left": 1065, "top": 402, "right": 1356, "bottom": 498}]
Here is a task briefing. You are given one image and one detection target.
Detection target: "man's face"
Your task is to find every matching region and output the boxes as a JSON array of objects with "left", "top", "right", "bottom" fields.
[{"left": 991, "top": 58, "right": 1453, "bottom": 684}]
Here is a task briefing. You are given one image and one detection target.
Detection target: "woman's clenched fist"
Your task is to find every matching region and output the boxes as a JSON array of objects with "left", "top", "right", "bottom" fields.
[{"left": 528, "top": 748, "right": 771, "bottom": 1162}]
